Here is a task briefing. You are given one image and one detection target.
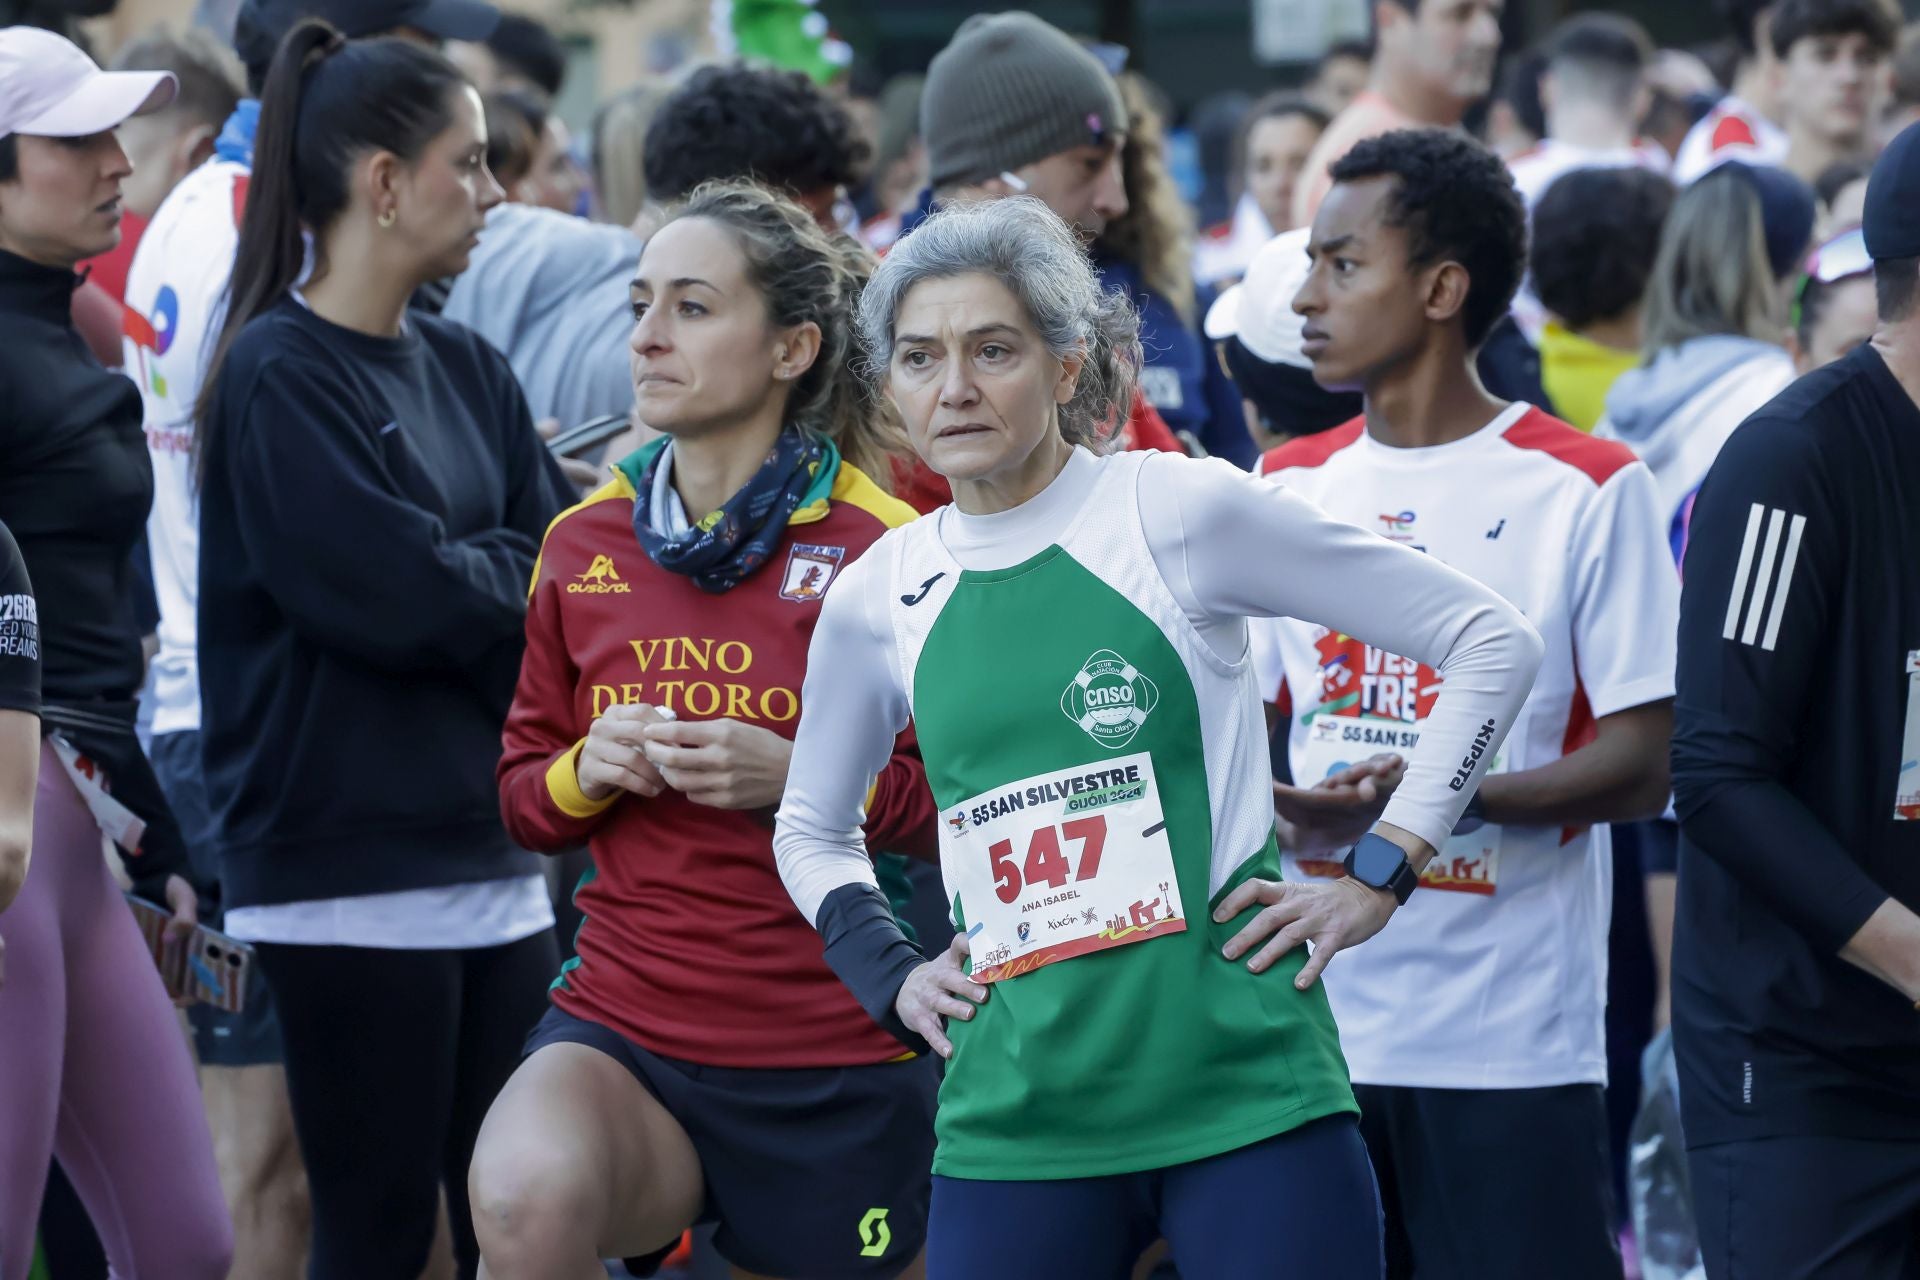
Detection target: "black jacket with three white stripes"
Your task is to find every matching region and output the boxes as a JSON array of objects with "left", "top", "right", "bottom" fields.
[{"left": 1670, "top": 339, "right": 1920, "bottom": 1147}]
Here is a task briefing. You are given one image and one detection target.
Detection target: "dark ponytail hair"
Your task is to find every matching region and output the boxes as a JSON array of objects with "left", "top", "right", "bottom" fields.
[{"left": 193, "top": 20, "right": 467, "bottom": 482}]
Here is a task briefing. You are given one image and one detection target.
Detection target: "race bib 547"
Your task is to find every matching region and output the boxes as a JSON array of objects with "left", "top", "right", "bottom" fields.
[{"left": 941, "top": 752, "right": 1185, "bottom": 982}]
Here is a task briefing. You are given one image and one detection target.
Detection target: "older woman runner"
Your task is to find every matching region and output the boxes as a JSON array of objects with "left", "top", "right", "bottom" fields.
[{"left": 773, "top": 197, "right": 1545, "bottom": 1279}]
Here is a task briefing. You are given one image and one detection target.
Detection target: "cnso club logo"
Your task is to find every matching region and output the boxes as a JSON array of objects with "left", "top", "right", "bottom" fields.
[{"left": 1061, "top": 649, "right": 1158, "bottom": 749}]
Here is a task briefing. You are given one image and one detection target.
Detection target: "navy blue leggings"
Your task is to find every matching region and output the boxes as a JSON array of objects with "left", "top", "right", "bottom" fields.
[{"left": 927, "top": 1113, "right": 1383, "bottom": 1280}]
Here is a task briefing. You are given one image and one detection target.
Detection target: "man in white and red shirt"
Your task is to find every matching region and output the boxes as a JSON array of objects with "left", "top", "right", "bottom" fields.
[
  {"left": 1256, "top": 128, "right": 1678, "bottom": 1279},
  {"left": 1505, "top": 13, "right": 1671, "bottom": 339},
  {"left": 1674, "top": 0, "right": 1790, "bottom": 182}
]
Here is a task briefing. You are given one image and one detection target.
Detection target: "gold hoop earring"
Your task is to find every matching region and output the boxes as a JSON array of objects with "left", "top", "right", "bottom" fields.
[{"left": 377, "top": 208, "right": 397, "bottom": 228}]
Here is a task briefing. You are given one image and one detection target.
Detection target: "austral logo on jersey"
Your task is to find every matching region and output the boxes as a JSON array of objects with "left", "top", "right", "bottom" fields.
[
  {"left": 780, "top": 543, "right": 845, "bottom": 602},
  {"left": 568, "top": 554, "right": 631, "bottom": 594},
  {"left": 1062, "top": 650, "right": 1159, "bottom": 749}
]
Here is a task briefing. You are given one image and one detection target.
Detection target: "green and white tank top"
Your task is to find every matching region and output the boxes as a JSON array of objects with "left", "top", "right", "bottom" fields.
[
  {"left": 775, "top": 446, "right": 1541, "bottom": 1182},
  {"left": 885, "top": 450, "right": 1353, "bottom": 1180}
]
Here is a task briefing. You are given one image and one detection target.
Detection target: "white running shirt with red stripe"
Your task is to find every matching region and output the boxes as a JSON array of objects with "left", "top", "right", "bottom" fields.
[{"left": 1250, "top": 403, "right": 1678, "bottom": 1089}]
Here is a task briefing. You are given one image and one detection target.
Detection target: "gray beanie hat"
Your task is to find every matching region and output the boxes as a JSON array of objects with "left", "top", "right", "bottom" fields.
[{"left": 921, "top": 12, "right": 1128, "bottom": 190}]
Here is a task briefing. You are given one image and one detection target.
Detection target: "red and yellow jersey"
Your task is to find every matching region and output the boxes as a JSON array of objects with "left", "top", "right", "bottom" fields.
[{"left": 499, "top": 460, "right": 937, "bottom": 1068}]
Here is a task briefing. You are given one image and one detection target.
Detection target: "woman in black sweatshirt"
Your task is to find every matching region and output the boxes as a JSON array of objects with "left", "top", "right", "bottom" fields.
[
  {"left": 0, "top": 27, "right": 230, "bottom": 1279},
  {"left": 193, "top": 22, "right": 573, "bottom": 1280}
]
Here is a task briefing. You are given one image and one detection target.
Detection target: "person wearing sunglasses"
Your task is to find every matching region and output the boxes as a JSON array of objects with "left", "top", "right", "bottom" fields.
[{"left": 1791, "top": 224, "right": 1879, "bottom": 371}]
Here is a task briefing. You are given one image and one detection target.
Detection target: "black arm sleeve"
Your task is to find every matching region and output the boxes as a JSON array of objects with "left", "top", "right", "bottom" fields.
[
  {"left": 1671, "top": 416, "right": 1888, "bottom": 951},
  {"left": 0, "top": 519, "right": 39, "bottom": 717},
  {"left": 815, "top": 881, "right": 931, "bottom": 1054}
]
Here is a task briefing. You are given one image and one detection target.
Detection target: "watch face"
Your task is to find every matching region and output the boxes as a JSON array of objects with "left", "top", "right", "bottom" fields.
[{"left": 1352, "top": 835, "right": 1404, "bottom": 887}]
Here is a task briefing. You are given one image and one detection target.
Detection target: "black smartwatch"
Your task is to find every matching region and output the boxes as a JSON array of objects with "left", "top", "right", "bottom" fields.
[{"left": 1344, "top": 832, "right": 1419, "bottom": 905}]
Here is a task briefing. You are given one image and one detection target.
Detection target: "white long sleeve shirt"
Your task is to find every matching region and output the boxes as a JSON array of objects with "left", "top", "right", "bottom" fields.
[{"left": 775, "top": 447, "right": 1544, "bottom": 924}]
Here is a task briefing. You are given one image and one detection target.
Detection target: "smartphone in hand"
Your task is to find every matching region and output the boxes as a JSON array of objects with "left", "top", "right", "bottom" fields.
[{"left": 124, "top": 894, "right": 254, "bottom": 1012}]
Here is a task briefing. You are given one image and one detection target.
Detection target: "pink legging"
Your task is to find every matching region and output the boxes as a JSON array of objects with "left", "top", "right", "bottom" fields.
[{"left": 0, "top": 741, "right": 232, "bottom": 1280}]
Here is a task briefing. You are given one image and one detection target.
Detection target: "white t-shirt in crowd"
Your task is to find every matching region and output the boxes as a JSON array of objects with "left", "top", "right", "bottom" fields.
[
  {"left": 1507, "top": 136, "right": 1672, "bottom": 211},
  {"left": 1250, "top": 403, "right": 1678, "bottom": 1090},
  {"left": 124, "top": 157, "right": 248, "bottom": 738},
  {"left": 223, "top": 877, "right": 555, "bottom": 950},
  {"left": 1672, "top": 95, "right": 1789, "bottom": 185}
]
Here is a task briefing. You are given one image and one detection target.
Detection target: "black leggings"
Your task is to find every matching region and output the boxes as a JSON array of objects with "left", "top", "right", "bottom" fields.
[{"left": 256, "top": 930, "right": 558, "bottom": 1280}]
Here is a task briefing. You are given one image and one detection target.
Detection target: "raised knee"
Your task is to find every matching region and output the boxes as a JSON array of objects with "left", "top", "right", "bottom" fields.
[{"left": 470, "top": 1153, "right": 601, "bottom": 1265}]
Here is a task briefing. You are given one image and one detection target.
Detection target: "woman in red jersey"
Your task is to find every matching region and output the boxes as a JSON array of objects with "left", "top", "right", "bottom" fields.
[{"left": 469, "top": 181, "right": 938, "bottom": 1280}]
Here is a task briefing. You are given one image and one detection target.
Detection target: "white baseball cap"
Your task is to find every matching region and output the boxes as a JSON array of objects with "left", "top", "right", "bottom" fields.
[
  {"left": 1204, "top": 227, "right": 1315, "bottom": 368},
  {"left": 0, "top": 26, "right": 177, "bottom": 141}
]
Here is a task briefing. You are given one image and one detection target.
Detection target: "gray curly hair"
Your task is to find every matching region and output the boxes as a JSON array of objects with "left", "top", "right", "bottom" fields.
[{"left": 857, "top": 197, "right": 1144, "bottom": 449}]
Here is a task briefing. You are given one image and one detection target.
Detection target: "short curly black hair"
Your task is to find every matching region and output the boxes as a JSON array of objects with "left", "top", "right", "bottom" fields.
[
  {"left": 642, "top": 64, "right": 870, "bottom": 204},
  {"left": 1531, "top": 167, "right": 1676, "bottom": 330},
  {"left": 1327, "top": 128, "right": 1527, "bottom": 348}
]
